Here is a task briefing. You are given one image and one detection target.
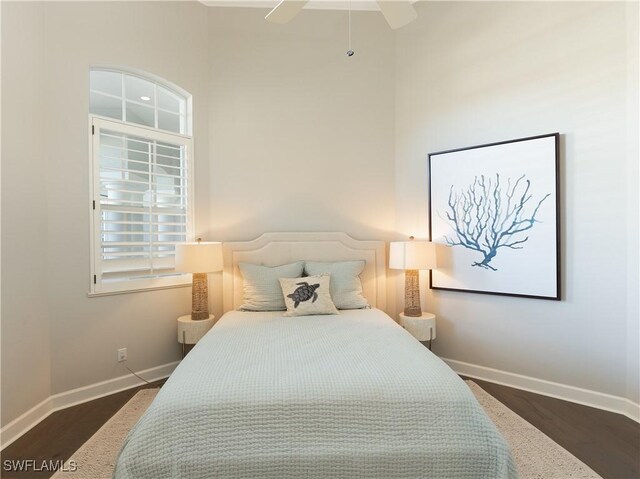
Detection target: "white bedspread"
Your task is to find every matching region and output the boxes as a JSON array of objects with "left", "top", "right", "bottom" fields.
[{"left": 114, "top": 309, "right": 517, "bottom": 478}]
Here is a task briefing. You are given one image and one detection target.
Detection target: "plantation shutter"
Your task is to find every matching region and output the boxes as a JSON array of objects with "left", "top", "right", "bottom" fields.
[{"left": 91, "top": 117, "right": 193, "bottom": 292}]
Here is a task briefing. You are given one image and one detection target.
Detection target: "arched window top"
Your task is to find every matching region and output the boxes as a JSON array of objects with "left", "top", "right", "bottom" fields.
[{"left": 90, "top": 68, "right": 191, "bottom": 135}]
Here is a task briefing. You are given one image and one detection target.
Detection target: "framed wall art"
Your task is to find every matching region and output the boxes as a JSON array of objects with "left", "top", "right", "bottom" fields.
[{"left": 428, "top": 133, "right": 560, "bottom": 300}]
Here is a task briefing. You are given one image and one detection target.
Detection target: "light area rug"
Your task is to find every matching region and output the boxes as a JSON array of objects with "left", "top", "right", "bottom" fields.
[
  {"left": 467, "top": 381, "right": 602, "bottom": 479},
  {"left": 51, "top": 389, "right": 157, "bottom": 479},
  {"left": 52, "top": 382, "right": 602, "bottom": 479}
]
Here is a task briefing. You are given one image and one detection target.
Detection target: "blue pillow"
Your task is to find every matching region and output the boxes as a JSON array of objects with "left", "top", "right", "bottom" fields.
[{"left": 238, "top": 261, "right": 305, "bottom": 311}]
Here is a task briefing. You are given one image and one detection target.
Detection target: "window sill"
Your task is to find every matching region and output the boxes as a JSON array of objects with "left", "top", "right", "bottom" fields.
[{"left": 87, "top": 282, "right": 191, "bottom": 298}]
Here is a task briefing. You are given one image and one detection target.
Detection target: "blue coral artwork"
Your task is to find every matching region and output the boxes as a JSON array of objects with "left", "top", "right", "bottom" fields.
[
  {"left": 443, "top": 173, "right": 550, "bottom": 271},
  {"left": 428, "top": 134, "right": 560, "bottom": 300}
]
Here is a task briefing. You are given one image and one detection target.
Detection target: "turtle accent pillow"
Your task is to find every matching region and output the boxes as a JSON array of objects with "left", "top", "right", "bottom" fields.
[
  {"left": 238, "top": 261, "right": 305, "bottom": 311},
  {"left": 279, "top": 275, "right": 338, "bottom": 317},
  {"left": 304, "top": 260, "right": 369, "bottom": 309}
]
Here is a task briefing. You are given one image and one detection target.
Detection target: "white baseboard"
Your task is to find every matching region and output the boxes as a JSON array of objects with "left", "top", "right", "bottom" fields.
[
  {"left": 0, "top": 361, "right": 179, "bottom": 451},
  {"left": 444, "top": 357, "right": 640, "bottom": 423},
  {"left": 0, "top": 398, "right": 53, "bottom": 452}
]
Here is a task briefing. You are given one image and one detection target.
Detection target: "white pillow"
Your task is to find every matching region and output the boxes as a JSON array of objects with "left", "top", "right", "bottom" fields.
[
  {"left": 279, "top": 275, "right": 338, "bottom": 317},
  {"left": 238, "top": 261, "right": 305, "bottom": 311},
  {"left": 303, "top": 260, "right": 369, "bottom": 309}
]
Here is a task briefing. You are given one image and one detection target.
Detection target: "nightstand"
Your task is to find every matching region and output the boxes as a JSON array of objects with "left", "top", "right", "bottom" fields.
[
  {"left": 177, "top": 314, "right": 214, "bottom": 358},
  {"left": 400, "top": 312, "right": 436, "bottom": 350}
]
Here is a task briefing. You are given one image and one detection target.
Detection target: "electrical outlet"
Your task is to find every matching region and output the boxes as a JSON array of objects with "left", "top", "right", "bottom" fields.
[{"left": 117, "top": 348, "right": 127, "bottom": 362}]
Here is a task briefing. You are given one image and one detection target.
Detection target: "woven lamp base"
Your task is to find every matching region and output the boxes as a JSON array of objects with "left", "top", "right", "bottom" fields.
[
  {"left": 403, "top": 269, "right": 422, "bottom": 317},
  {"left": 191, "top": 272, "right": 210, "bottom": 321}
]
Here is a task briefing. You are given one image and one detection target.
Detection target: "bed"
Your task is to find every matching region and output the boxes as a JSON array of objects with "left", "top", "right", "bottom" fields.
[{"left": 114, "top": 233, "right": 517, "bottom": 479}]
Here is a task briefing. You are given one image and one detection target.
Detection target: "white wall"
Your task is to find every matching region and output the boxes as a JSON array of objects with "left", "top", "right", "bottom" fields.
[
  {"left": 1, "top": 1, "right": 52, "bottom": 426},
  {"left": 1, "top": 0, "right": 213, "bottom": 426},
  {"left": 206, "top": 7, "right": 397, "bottom": 319},
  {"left": 395, "top": 1, "right": 639, "bottom": 401},
  {"left": 41, "top": 1, "right": 212, "bottom": 397},
  {"left": 1, "top": 0, "right": 637, "bottom": 430},
  {"left": 0, "top": 2, "right": 397, "bottom": 427}
]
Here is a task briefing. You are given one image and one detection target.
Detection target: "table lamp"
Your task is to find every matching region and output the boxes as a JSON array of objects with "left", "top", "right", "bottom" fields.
[
  {"left": 389, "top": 237, "right": 438, "bottom": 317},
  {"left": 175, "top": 239, "right": 223, "bottom": 320}
]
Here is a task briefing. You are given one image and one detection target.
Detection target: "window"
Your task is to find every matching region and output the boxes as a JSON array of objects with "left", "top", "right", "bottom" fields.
[
  {"left": 90, "top": 70, "right": 189, "bottom": 135},
  {"left": 89, "top": 69, "right": 193, "bottom": 294}
]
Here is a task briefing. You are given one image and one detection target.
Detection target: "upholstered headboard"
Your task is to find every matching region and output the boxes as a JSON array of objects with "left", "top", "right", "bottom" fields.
[{"left": 222, "top": 232, "right": 386, "bottom": 312}]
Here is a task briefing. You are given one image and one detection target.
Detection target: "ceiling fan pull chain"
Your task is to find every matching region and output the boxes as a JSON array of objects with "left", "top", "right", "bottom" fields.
[{"left": 347, "top": 0, "right": 354, "bottom": 57}]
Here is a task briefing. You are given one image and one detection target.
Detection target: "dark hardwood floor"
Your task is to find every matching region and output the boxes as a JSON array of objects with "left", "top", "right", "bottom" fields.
[
  {"left": 0, "top": 380, "right": 164, "bottom": 479},
  {"left": 1, "top": 377, "right": 638, "bottom": 479},
  {"left": 462, "top": 377, "right": 640, "bottom": 479}
]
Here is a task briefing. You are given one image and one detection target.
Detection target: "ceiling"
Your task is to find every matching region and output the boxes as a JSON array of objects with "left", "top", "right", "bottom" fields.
[{"left": 200, "top": 1, "right": 419, "bottom": 12}]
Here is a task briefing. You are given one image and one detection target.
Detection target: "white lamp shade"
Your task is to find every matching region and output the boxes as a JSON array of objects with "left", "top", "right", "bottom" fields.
[
  {"left": 389, "top": 241, "right": 438, "bottom": 270},
  {"left": 174, "top": 242, "right": 223, "bottom": 273}
]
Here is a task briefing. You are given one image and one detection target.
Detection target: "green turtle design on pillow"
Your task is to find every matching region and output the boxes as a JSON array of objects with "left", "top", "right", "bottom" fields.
[{"left": 287, "top": 282, "right": 320, "bottom": 308}]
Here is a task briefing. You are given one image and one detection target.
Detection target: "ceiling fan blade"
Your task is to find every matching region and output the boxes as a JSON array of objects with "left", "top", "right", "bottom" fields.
[
  {"left": 265, "top": 0, "right": 310, "bottom": 24},
  {"left": 376, "top": 1, "right": 418, "bottom": 29}
]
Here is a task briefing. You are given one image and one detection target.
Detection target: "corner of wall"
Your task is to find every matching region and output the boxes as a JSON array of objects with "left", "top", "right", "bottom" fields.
[
  {"left": 0, "top": 0, "right": 52, "bottom": 429},
  {"left": 625, "top": 0, "right": 639, "bottom": 405}
]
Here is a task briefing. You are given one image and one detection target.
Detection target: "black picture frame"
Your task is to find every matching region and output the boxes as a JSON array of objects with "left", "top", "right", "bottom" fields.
[{"left": 428, "top": 133, "right": 561, "bottom": 300}]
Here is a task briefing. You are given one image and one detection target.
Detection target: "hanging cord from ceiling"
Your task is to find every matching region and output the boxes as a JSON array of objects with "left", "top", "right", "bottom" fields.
[{"left": 347, "top": 0, "right": 354, "bottom": 57}]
